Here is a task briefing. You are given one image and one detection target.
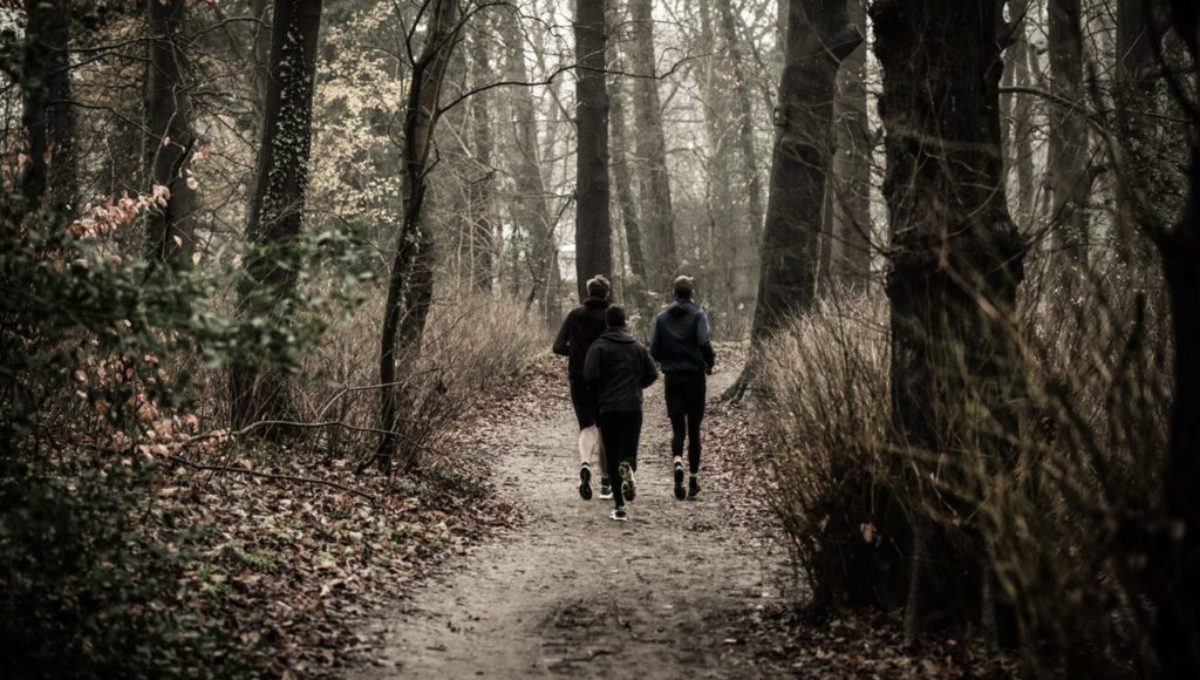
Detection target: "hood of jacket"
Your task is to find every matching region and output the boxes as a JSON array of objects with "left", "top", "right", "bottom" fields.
[
  {"left": 667, "top": 297, "right": 696, "bottom": 317},
  {"left": 599, "top": 328, "right": 635, "bottom": 343},
  {"left": 583, "top": 296, "right": 609, "bottom": 309}
]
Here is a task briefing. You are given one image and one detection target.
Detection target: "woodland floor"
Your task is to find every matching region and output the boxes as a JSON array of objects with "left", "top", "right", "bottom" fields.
[
  {"left": 350, "top": 359, "right": 805, "bottom": 679},
  {"left": 345, "top": 350, "right": 1022, "bottom": 680}
]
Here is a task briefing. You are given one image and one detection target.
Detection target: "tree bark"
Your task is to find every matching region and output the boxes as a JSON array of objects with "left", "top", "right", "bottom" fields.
[
  {"left": 468, "top": 25, "right": 494, "bottom": 293},
  {"left": 830, "top": 0, "right": 871, "bottom": 290},
  {"left": 231, "top": 0, "right": 324, "bottom": 431},
  {"left": 1001, "top": 0, "right": 1036, "bottom": 230},
  {"left": 872, "top": 0, "right": 1025, "bottom": 635},
  {"left": 374, "top": 0, "right": 460, "bottom": 473},
  {"left": 500, "top": 5, "right": 557, "bottom": 320},
  {"left": 629, "top": 0, "right": 677, "bottom": 296},
  {"left": 1047, "top": 0, "right": 1090, "bottom": 267},
  {"left": 609, "top": 69, "right": 647, "bottom": 295},
  {"left": 145, "top": 0, "right": 197, "bottom": 266},
  {"left": 1156, "top": 6, "right": 1200, "bottom": 678},
  {"left": 20, "top": 0, "right": 76, "bottom": 216},
  {"left": 574, "top": 0, "right": 613, "bottom": 301},
  {"left": 749, "top": 0, "right": 861, "bottom": 342},
  {"left": 716, "top": 0, "right": 766, "bottom": 247}
]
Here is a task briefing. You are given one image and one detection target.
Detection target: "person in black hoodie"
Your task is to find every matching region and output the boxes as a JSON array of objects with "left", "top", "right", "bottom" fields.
[
  {"left": 650, "top": 276, "right": 716, "bottom": 500},
  {"left": 553, "top": 275, "right": 612, "bottom": 500},
  {"left": 583, "top": 305, "right": 659, "bottom": 521}
]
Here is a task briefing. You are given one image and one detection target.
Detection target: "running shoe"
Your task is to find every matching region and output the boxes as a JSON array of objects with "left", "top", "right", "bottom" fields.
[
  {"left": 598, "top": 479, "right": 613, "bottom": 499},
  {"left": 687, "top": 474, "right": 701, "bottom": 500},
  {"left": 610, "top": 505, "right": 628, "bottom": 521},
  {"left": 579, "top": 463, "right": 593, "bottom": 500},
  {"left": 673, "top": 462, "right": 686, "bottom": 501},
  {"left": 619, "top": 461, "right": 636, "bottom": 502}
]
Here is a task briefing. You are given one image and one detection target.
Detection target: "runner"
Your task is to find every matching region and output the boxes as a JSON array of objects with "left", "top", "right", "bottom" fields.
[
  {"left": 552, "top": 275, "right": 612, "bottom": 500},
  {"left": 650, "top": 275, "right": 716, "bottom": 501},
  {"left": 582, "top": 305, "right": 659, "bottom": 521}
]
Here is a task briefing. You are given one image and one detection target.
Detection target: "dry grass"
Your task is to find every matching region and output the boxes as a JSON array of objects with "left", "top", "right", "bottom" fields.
[{"left": 757, "top": 270, "right": 1172, "bottom": 677}]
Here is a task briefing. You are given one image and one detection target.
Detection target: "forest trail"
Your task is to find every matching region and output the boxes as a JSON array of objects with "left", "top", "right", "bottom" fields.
[{"left": 352, "top": 367, "right": 795, "bottom": 679}]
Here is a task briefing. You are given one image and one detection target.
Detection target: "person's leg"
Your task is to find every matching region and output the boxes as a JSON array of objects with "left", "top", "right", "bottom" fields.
[
  {"left": 686, "top": 374, "right": 706, "bottom": 498},
  {"left": 598, "top": 412, "right": 624, "bottom": 510},
  {"left": 616, "top": 411, "right": 641, "bottom": 503}
]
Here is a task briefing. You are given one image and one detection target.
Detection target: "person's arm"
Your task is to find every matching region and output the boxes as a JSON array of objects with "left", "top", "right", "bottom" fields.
[
  {"left": 552, "top": 312, "right": 571, "bottom": 356},
  {"left": 583, "top": 342, "right": 602, "bottom": 386},
  {"left": 698, "top": 311, "right": 716, "bottom": 372},
  {"left": 640, "top": 346, "right": 659, "bottom": 388},
  {"left": 649, "top": 314, "right": 662, "bottom": 361}
]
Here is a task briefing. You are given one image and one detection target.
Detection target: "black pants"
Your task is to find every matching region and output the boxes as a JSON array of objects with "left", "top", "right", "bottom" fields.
[
  {"left": 568, "top": 376, "right": 597, "bottom": 429},
  {"left": 665, "top": 372, "right": 706, "bottom": 474},
  {"left": 597, "top": 410, "right": 642, "bottom": 508}
]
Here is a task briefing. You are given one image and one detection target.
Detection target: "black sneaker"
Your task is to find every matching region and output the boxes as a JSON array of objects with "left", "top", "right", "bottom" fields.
[
  {"left": 687, "top": 475, "right": 701, "bottom": 500},
  {"left": 610, "top": 505, "right": 628, "bottom": 521},
  {"left": 673, "top": 463, "right": 686, "bottom": 501},
  {"left": 598, "top": 479, "right": 613, "bottom": 499},
  {"left": 619, "top": 461, "right": 636, "bottom": 502},
  {"left": 579, "top": 464, "right": 593, "bottom": 500}
]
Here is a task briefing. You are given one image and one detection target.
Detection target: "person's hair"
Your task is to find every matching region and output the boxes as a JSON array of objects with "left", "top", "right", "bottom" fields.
[
  {"left": 605, "top": 305, "right": 627, "bottom": 328},
  {"left": 586, "top": 275, "right": 611, "bottom": 299},
  {"left": 673, "top": 275, "right": 695, "bottom": 299}
]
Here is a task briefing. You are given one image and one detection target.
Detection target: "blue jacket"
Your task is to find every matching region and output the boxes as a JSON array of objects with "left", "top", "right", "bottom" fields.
[{"left": 649, "top": 298, "right": 716, "bottom": 374}]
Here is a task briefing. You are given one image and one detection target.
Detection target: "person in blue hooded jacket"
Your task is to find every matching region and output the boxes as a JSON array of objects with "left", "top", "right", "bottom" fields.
[{"left": 649, "top": 276, "right": 716, "bottom": 500}]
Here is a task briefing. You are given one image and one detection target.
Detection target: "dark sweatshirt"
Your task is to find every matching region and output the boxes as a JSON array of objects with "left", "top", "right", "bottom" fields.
[
  {"left": 582, "top": 328, "right": 659, "bottom": 414},
  {"left": 552, "top": 296, "right": 609, "bottom": 378},
  {"left": 649, "top": 298, "right": 716, "bottom": 374}
]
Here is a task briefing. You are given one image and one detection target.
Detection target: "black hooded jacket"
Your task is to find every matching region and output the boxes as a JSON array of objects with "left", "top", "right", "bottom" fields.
[
  {"left": 582, "top": 328, "right": 659, "bottom": 414},
  {"left": 650, "top": 297, "right": 716, "bottom": 374},
  {"left": 553, "top": 296, "right": 610, "bottom": 378}
]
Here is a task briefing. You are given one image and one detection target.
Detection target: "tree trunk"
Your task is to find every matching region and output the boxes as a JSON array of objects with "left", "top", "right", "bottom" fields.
[
  {"left": 20, "top": 0, "right": 75, "bottom": 215},
  {"left": 231, "top": 0, "right": 324, "bottom": 431},
  {"left": 629, "top": 0, "right": 677, "bottom": 296},
  {"left": 716, "top": 0, "right": 766, "bottom": 247},
  {"left": 500, "top": 5, "right": 557, "bottom": 321},
  {"left": 830, "top": 0, "right": 871, "bottom": 290},
  {"left": 1001, "top": 0, "right": 1036, "bottom": 230},
  {"left": 749, "top": 0, "right": 861, "bottom": 341},
  {"left": 1047, "top": 0, "right": 1090, "bottom": 267},
  {"left": 374, "top": 0, "right": 460, "bottom": 473},
  {"left": 609, "top": 73, "right": 647, "bottom": 295},
  {"left": 607, "top": 0, "right": 647, "bottom": 310},
  {"left": 872, "top": 0, "right": 1025, "bottom": 636},
  {"left": 145, "top": 0, "right": 197, "bottom": 266},
  {"left": 468, "top": 26, "right": 494, "bottom": 293},
  {"left": 1156, "top": 6, "right": 1200, "bottom": 678},
  {"left": 574, "top": 0, "right": 612, "bottom": 301}
]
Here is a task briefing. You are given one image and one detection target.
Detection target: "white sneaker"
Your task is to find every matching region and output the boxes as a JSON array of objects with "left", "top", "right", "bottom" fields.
[{"left": 610, "top": 506, "right": 628, "bottom": 521}]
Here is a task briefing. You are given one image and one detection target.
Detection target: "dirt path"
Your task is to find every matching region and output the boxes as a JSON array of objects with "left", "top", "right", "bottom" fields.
[{"left": 351, "top": 368, "right": 795, "bottom": 679}]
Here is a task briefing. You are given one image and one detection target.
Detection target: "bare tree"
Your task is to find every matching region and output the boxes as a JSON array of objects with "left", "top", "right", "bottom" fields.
[
  {"left": 145, "top": 0, "right": 197, "bottom": 266},
  {"left": 829, "top": 0, "right": 870, "bottom": 289},
  {"left": 729, "top": 0, "right": 860, "bottom": 398},
  {"left": 629, "top": 0, "right": 678, "bottom": 296},
  {"left": 872, "top": 0, "right": 1026, "bottom": 639},
  {"left": 375, "top": 0, "right": 461, "bottom": 473},
  {"left": 1047, "top": 0, "right": 1091, "bottom": 267},
  {"left": 468, "top": 25, "right": 494, "bottom": 292},
  {"left": 716, "top": 0, "right": 765, "bottom": 247},
  {"left": 1155, "top": 5, "right": 1200, "bottom": 678},
  {"left": 20, "top": 0, "right": 76, "bottom": 215},
  {"left": 574, "top": 0, "right": 613, "bottom": 300}
]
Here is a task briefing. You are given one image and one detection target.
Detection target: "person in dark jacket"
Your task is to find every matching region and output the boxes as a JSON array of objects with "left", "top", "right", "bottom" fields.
[
  {"left": 553, "top": 275, "right": 612, "bottom": 500},
  {"left": 583, "top": 305, "right": 659, "bottom": 521},
  {"left": 650, "top": 276, "right": 716, "bottom": 500}
]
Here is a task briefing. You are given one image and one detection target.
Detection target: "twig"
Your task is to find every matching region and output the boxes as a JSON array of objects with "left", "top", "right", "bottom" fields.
[{"left": 168, "top": 454, "right": 378, "bottom": 504}]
